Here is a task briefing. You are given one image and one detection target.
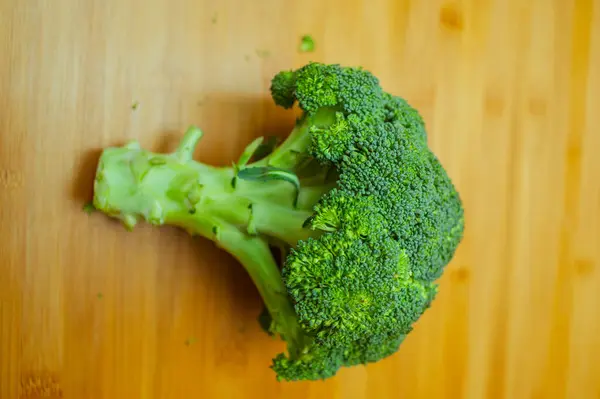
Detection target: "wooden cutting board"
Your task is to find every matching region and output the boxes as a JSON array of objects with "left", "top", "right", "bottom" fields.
[{"left": 1, "top": 0, "right": 599, "bottom": 398}]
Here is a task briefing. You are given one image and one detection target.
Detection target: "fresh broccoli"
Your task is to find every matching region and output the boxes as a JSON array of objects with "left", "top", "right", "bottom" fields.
[{"left": 91, "top": 62, "right": 464, "bottom": 381}]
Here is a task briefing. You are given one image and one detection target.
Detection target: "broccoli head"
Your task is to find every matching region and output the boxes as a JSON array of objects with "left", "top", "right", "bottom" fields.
[{"left": 91, "top": 62, "right": 464, "bottom": 381}]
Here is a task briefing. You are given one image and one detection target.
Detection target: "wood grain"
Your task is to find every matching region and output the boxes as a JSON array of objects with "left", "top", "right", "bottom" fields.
[{"left": 1, "top": 0, "right": 599, "bottom": 398}]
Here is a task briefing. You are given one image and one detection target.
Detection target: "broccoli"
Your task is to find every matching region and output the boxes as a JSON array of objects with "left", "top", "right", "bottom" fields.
[
  {"left": 298, "top": 35, "right": 316, "bottom": 53},
  {"left": 91, "top": 62, "right": 464, "bottom": 381}
]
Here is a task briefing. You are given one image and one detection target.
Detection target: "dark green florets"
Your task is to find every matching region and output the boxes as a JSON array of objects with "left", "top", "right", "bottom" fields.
[
  {"left": 267, "top": 62, "right": 464, "bottom": 379},
  {"left": 272, "top": 344, "right": 345, "bottom": 382},
  {"left": 275, "top": 63, "right": 464, "bottom": 284},
  {"left": 284, "top": 231, "right": 433, "bottom": 345},
  {"left": 270, "top": 70, "right": 297, "bottom": 109}
]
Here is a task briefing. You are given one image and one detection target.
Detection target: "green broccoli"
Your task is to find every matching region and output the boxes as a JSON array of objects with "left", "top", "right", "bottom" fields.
[
  {"left": 298, "top": 35, "right": 316, "bottom": 53},
  {"left": 91, "top": 62, "right": 464, "bottom": 381}
]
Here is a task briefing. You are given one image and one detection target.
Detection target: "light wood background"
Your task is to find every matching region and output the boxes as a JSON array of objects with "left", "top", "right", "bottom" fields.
[{"left": 1, "top": 0, "right": 599, "bottom": 398}]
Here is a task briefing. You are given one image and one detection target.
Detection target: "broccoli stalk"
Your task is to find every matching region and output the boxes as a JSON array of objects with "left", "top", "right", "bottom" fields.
[
  {"left": 91, "top": 62, "right": 465, "bottom": 381},
  {"left": 92, "top": 122, "right": 334, "bottom": 361}
]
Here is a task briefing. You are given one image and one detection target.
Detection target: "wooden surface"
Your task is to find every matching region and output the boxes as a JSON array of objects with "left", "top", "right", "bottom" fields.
[{"left": 1, "top": 0, "right": 599, "bottom": 398}]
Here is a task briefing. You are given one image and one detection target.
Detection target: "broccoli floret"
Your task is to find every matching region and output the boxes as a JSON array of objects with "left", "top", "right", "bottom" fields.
[{"left": 91, "top": 62, "right": 464, "bottom": 381}]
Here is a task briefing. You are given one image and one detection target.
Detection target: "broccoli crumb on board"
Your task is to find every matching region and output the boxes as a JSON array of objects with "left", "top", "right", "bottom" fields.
[
  {"left": 90, "top": 62, "right": 464, "bottom": 382},
  {"left": 298, "top": 35, "right": 315, "bottom": 52}
]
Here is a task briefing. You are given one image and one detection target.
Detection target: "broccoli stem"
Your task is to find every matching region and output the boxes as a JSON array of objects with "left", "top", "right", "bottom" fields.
[
  {"left": 251, "top": 106, "right": 339, "bottom": 169},
  {"left": 92, "top": 127, "right": 327, "bottom": 246},
  {"left": 251, "top": 117, "right": 312, "bottom": 169},
  {"left": 92, "top": 126, "right": 323, "bottom": 359},
  {"left": 180, "top": 219, "right": 309, "bottom": 358}
]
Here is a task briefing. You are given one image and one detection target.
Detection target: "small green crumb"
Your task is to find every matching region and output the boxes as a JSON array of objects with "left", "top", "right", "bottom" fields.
[
  {"left": 131, "top": 101, "right": 140, "bottom": 110},
  {"left": 185, "top": 337, "right": 197, "bottom": 346},
  {"left": 211, "top": 13, "right": 218, "bottom": 24},
  {"left": 83, "top": 202, "right": 95, "bottom": 214},
  {"left": 299, "top": 35, "right": 315, "bottom": 53},
  {"left": 97, "top": 292, "right": 103, "bottom": 299}
]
